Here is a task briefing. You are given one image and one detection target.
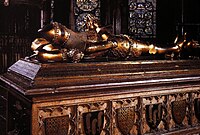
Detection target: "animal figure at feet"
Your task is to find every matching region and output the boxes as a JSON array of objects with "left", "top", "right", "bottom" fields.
[{"left": 30, "top": 15, "right": 198, "bottom": 63}]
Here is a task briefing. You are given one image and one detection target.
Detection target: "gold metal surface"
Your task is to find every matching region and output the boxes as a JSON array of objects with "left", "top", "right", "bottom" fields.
[{"left": 28, "top": 15, "right": 199, "bottom": 63}]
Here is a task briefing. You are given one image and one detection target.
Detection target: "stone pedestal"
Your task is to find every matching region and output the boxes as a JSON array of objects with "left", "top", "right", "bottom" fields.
[{"left": 1, "top": 59, "right": 200, "bottom": 135}]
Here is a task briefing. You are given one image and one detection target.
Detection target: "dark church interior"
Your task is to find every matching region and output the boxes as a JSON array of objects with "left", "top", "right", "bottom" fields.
[{"left": 1, "top": 0, "right": 200, "bottom": 135}]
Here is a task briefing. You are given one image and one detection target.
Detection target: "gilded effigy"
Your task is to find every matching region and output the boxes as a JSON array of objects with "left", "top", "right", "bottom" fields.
[{"left": 28, "top": 15, "right": 199, "bottom": 63}]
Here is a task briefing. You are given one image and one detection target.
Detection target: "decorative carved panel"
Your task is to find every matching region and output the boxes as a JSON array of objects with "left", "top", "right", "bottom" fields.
[
  {"left": 168, "top": 93, "right": 190, "bottom": 129},
  {"left": 112, "top": 98, "right": 139, "bottom": 135},
  {"left": 128, "top": 0, "right": 156, "bottom": 39},
  {"left": 77, "top": 101, "right": 110, "bottom": 134},
  {"left": 145, "top": 103, "right": 163, "bottom": 129},
  {"left": 82, "top": 110, "right": 104, "bottom": 135},
  {"left": 142, "top": 95, "right": 166, "bottom": 134},
  {"left": 142, "top": 93, "right": 193, "bottom": 134},
  {"left": 74, "top": 0, "right": 101, "bottom": 32},
  {"left": 38, "top": 105, "right": 76, "bottom": 135}
]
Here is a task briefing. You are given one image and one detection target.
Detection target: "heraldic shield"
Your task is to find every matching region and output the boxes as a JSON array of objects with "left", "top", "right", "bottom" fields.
[
  {"left": 146, "top": 103, "right": 162, "bottom": 129},
  {"left": 83, "top": 111, "right": 104, "bottom": 135},
  {"left": 44, "top": 115, "right": 70, "bottom": 135},
  {"left": 116, "top": 107, "right": 135, "bottom": 135},
  {"left": 172, "top": 100, "right": 186, "bottom": 125},
  {"left": 194, "top": 98, "right": 200, "bottom": 121}
]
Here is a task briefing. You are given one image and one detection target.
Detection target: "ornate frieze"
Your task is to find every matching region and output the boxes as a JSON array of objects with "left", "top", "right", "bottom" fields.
[
  {"left": 35, "top": 91, "right": 200, "bottom": 135},
  {"left": 5, "top": 91, "right": 200, "bottom": 135},
  {"left": 141, "top": 93, "right": 194, "bottom": 134}
]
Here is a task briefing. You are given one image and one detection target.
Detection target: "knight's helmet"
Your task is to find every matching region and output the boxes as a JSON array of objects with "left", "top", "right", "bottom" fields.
[{"left": 38, "top": 22, "right": 71, "bottom": 45}]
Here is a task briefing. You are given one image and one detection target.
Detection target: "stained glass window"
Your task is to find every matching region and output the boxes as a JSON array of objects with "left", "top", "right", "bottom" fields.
[
  {"left": 74, "top": 0, "right": 101, "bottom": 32},
  {"left": 129, "top": 0, "right": 156, "bottom": 39}
]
